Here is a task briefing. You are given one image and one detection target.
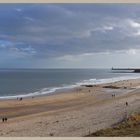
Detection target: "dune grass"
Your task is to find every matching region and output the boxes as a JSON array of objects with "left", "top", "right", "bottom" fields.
[{"left": 87, "top": 112, "right": 140, "bottom": 137}]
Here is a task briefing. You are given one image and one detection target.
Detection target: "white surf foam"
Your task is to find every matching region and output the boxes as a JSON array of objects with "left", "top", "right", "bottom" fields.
[
  {"left": 76, "top": 75, "right": 140, "bottom": 86},
  {"left": 1, "top": 75, "right": 140, "bottom": 99}
]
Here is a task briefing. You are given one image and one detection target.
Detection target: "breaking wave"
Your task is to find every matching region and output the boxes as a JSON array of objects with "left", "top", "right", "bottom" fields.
[{"left": 1, "top": 75, "right": 140, "bottom": 99}]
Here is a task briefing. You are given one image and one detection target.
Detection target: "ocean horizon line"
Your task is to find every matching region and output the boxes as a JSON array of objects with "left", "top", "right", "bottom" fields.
[{"left": 0, "top": 68, "right": 110, "bottom": 70}]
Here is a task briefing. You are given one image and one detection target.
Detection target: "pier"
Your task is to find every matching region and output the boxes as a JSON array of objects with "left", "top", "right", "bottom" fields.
[{"left": 111, "top": 67, "right": 140, "bottom": 73}]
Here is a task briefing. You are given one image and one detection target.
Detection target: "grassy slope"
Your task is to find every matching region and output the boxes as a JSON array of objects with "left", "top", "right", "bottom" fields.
[{"left": 87, "top": 112, "right": 140, "bottom": 137}]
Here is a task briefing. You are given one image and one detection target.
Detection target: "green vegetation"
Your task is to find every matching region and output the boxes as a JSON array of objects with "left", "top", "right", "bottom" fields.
[{"left": 87, "top": 112, "right": 140, "bottom": 137}]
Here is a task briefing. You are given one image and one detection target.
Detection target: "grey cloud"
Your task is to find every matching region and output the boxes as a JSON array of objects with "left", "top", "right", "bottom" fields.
[{"left": 1, "top": 4, "right": 140, "bottom": 59}]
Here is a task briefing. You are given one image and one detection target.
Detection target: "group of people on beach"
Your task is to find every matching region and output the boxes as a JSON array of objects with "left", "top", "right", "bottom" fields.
[
  {"left": 112, "top": 94, "right": 115, "bottom": 98},
  {"left": 17, "top": 97, "right": 22, "bottom": 101},
  {"left": 2, "top": 117, "right": 7, "bottom": 122},
  {"left": 112, "top": 94, "right": 128, "bottom": 106}
]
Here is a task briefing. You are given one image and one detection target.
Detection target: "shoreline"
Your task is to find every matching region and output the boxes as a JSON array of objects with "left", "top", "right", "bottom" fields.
[
  {"left": 0, "top": 78, "right": 139, "bottom": 136},
  {"left": 1, "top": 75, "right": 140, "bottom": 100}
]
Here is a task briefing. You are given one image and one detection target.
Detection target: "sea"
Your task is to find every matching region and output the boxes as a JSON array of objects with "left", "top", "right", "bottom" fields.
[{"left": 0, "top": 68, "right": 140, "bottom": 99}]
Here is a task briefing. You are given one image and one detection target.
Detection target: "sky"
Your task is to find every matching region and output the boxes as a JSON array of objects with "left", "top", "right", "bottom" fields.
[{"left": 1, "top": 4, "right": 140, "bottom": 68}]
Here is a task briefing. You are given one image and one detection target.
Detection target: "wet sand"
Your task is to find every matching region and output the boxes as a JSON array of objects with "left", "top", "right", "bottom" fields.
[{"left": 0, "top": 78, "right": 140, "bottom": 136}]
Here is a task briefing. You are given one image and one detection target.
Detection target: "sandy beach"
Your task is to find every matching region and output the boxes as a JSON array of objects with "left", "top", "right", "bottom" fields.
[{"left": 0, "top": 78, "right": 140, "bottom": 136}]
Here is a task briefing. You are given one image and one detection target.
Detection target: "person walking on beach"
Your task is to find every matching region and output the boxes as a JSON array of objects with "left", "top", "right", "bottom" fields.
[
  {"left": 126, "top": 102, "right": 128, "bottom": 106},
  {"left": 112, "top": 94, "right": 115, "bottom": 98},
  {"left": 4, "top": 117, "right": 7, "bottom": 122},
  {"left": 2, "top": 118, "right": 4, "bottom": 122}
]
